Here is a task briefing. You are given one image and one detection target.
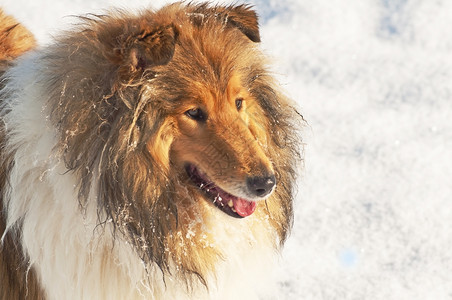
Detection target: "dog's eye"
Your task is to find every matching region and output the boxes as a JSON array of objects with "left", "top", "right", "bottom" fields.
[
  {"left": 235, "top": 98, "right": 243, "bottom": 111},
  {"left": 185, "top": 108, "right": 207, "bottom": 121}
]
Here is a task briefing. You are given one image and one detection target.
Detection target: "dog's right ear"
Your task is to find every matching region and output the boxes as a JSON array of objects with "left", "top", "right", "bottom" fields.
[
  {"left": 122, "top": 24, "right": 178, "bottom": 72},
  {"left": 99, "top": 19, "right": 178, "bottom": 78}
]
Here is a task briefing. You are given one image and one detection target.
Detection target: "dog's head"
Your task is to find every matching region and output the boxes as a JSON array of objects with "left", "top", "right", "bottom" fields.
[{"left": 45, "top": 2, "right": 302, "bottom": 285}]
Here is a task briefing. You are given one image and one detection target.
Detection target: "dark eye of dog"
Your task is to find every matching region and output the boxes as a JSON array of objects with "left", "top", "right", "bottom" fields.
[
  {"left": 185, "top": 108, "right": 207, "bottom": 121},
  {"left": 235, "top": 98, "right": 243, "bottom": 111}
]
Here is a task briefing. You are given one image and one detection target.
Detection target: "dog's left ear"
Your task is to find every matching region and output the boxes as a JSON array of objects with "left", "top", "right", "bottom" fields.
[
  {"left": 190, "top": 4, "right": 261, "bottom": 43},
  {"left": 224, "top": 5, "right": 261, "bottom": 43}
]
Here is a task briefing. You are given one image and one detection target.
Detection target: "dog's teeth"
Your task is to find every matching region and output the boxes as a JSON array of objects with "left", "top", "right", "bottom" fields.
[
  {"left": 232, "top": 208, "right": 237, "bottom": 213},
  {"left": 228, "top": 200, "right": 233, "bottom": 207}
]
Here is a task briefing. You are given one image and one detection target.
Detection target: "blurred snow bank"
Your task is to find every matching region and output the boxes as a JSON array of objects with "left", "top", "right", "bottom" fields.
[{"left": 253, "top": 0, "right": 452, "bottom": 299}]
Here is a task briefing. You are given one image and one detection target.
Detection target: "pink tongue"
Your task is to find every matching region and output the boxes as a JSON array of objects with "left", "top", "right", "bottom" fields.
[{"left": 233, "top": 198, "right": 257, "bottom": 217}]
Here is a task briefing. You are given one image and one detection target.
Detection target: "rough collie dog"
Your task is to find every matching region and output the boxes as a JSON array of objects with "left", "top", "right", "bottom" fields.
[{"left": 0, "top": 3, "right": 302, "bottom": 299}]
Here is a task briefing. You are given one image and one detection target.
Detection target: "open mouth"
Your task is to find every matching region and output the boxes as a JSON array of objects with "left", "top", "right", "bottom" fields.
[{"left": 185, "top": 164, "right": 257, "bottom": 218}]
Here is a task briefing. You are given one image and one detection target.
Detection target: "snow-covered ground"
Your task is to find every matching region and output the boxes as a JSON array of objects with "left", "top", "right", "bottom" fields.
[{"left": 3, "top": 0, "right": 452, "bottom": 299}]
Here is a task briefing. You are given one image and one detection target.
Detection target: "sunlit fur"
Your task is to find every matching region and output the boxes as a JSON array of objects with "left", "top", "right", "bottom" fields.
[
  {"left": 0, "top": 9, "right": 35, "bottom": 61},
  {"left": 0, "top": 2, "right": 303, "bottom": 299},
  {"left": 0, "top": 9, "right": 35, "bottom": 82}
]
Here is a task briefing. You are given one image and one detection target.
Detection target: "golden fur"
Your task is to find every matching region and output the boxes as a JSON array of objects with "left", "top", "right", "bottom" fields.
[
  {"left": 0, "top": 9, "right": 35, "bottom": 60},
  {"left": 0, "top": 2, "right": 303, "bottom": 298},
  {"left": 0, "top": 9, "right": 35, "bottom": 83}
]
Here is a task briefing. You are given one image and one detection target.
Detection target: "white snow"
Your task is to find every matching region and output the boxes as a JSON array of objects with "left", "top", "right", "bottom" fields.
[{"left": 3, "top": 0, "right": 452, "bottom": 299}]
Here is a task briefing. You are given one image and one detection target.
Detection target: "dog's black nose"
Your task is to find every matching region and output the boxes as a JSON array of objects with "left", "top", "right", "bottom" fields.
[{"left": 246, "top": 174, "right": 276, "bottom": 197}]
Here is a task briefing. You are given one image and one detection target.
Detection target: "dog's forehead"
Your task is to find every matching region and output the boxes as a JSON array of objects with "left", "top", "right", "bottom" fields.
[
  {"left": 162, "top": 33, "right": 254, "bottom": 100},
  {"left": 159, "top": 60, "right": 247, "bottom": 109}
]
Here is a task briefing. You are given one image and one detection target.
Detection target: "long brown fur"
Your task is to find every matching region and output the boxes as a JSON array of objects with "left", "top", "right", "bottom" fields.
[{"left": 1, "top": 2, "right": 303, "bottom": 297}]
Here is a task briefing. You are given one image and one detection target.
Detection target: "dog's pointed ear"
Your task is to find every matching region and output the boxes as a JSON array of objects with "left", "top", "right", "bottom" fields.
[
  {"left": 126, "top": 24, "right": 178, "bottom": 71},
  {"left": 190, "top": 4, "right": 261, "bottom": 43},
  {"left": 101, "top": 21, "right": 178, "bottom": 77},
  {"left": 225, "top": 5, "right": 261, "bottom": 43}
]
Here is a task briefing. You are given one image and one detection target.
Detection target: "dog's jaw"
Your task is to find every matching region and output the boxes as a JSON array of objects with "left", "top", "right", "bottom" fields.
[{"left": 185, "top": 163, "right": 257, "bottom": 218}]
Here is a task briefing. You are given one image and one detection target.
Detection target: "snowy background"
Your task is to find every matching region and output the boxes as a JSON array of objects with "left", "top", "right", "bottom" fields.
[{"left": 2, "top": 0, "right": 452, "bottom": 299}]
